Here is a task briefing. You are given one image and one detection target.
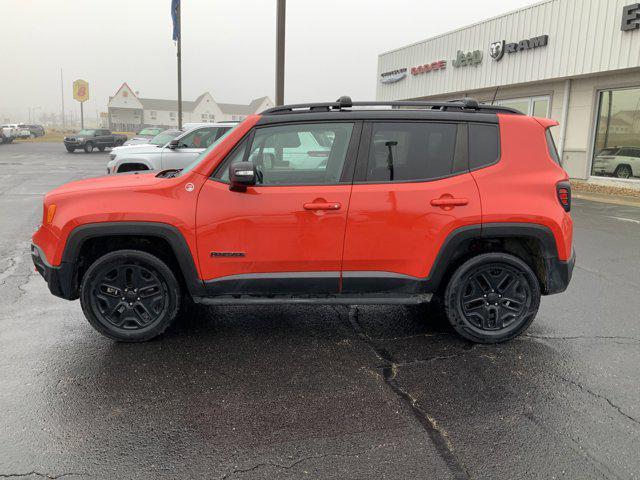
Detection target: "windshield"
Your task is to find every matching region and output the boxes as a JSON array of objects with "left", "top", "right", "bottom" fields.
[
  {"left": 138, "top": 128, "right": 160, "bottom": 136},
  {"left": 151, "top": 129, "right": 182, "bottom": 146},
  {"left": 598, "top": 147, "right": 620, "bottom": 156},
  {"left": 78, "top": 129, "right": 95, "bottom": 136},
  {"left": 177, "top": 125, "right": 238, "bottom": 177}
]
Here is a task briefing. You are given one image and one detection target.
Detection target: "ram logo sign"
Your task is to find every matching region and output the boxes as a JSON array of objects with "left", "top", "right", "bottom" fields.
[{"left": 489, "top": 35, "right": 549, "bottom": 61}]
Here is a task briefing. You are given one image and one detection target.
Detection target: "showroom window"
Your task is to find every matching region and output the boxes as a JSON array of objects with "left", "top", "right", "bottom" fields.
[
  {"left": 591, "top": 86, "right": 640, "bottom": 180},
  {"left": 496, "top": 96, "right": 550, "bottom": 117}
]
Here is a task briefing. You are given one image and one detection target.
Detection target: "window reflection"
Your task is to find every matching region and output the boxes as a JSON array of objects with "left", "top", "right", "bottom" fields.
[{"left": 592, "top": 87, "right": 640, "bottom": 179}]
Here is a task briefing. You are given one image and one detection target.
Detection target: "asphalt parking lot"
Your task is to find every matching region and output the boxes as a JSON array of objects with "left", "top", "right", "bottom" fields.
[{"left": 1, "top": 142, "right": 639, "bottom": 479}]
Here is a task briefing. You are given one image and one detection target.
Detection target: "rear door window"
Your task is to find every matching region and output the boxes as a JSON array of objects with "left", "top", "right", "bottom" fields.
[
  {"left": 545, "top": 129, "right": 561, "bottom": 165},
  {"left": 469, "top": 124, "right": 500, "bottom": 169},
  {"left": 365, "top": 122, "right": 457, "bottom": 182}
]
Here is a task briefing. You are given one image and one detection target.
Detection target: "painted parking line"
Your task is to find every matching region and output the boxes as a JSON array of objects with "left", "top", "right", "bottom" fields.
[{"left": 609, "top": 216, "right": 640, "bottom": 225}]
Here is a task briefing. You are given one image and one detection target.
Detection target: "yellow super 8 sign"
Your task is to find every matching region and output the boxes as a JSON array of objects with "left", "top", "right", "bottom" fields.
[{"left": 73, "top": 79, "right": 89, "bottom": 103}]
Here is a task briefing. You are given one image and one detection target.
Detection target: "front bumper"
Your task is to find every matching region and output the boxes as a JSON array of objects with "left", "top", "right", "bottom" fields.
[
  {"left": 31, "top": 243, "right": 77, "bottom": 300},
  {"left": 543, "top": 249, "right": 575, "bottom": 295}
]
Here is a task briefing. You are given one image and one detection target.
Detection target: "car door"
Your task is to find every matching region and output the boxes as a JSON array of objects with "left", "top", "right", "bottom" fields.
[
  {"left": 341, "top": 121, "right": 482, "bottom": 293},
  {"left": 160, "top": 127, "right": 217, "bottom": 169},
  {"left": 195, "top": 121, "right": 361, "bottom": 295},
  {"left": 98, "top": 130, "right": 112, "bottom": 147}
]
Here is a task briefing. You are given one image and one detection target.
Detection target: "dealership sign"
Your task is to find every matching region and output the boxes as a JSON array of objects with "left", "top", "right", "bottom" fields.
[
  {"left": 380, "top": 68, "right": 407, "bottom": 84},
  {"left": 622, "top": 3, "right": 640, "bottom": 31},
  {"left": 452, "top": 49, "right": 483, "bottom": 68},
  {"left": 489, "top": 35, "right": 549, "bottom": 61},
  {"left": 411, "top": 60, "right": 446, "bottom": 76}
]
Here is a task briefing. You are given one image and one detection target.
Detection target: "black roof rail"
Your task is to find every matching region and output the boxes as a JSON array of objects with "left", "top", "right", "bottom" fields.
[{"left": 262, "top": 96, "right": 524, "bottom": 115}]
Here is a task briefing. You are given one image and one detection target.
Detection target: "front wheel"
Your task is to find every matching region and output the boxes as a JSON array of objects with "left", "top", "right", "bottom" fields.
[
  {"left": 84, "top": 142, "right": 94, "bottom": 153},
  {"left": 65, "top": 146, "right": 75, "bottom": 153},
  {"left": 80, "top": 250, "right": 181, "bottom": 342},
  {"left": 443, "top": 253, "right": 541, "bottom": 343}
]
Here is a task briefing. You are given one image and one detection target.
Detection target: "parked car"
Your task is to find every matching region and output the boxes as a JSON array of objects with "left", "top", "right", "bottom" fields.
[
  {"left": 2, "top": 124, "right": 30, "bottom": 139},
  {"left": 592, "top": 146, "right": 640, "bottom": 178},
  {"left": 109, "top": 129, "right": 183, "bottom": 161},
  {"left": 22, "top": 124, "right": 45, "bottom": 137},
  {"left": 106, "top": 124, "right": 233, "bottom": 173},
  {"left": 63, "top": 129, "right": 127, "bottom": 153},
  {"left": 123, "top": 126, "right": 168, "bottom": 146},
  {"left": 32, "top": 97, "right": 574, "bottom": 343},
  {"left": 1, "top": 125, "right": 15, "bottom": 143}
]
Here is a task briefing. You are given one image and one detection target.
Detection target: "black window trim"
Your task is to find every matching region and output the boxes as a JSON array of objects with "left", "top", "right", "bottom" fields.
[
  {"left": 353, "top": 120, "right": 469, "bottom": 185},
  {"left": 210, "top": 120, "right": 363, "bottom": 187}
]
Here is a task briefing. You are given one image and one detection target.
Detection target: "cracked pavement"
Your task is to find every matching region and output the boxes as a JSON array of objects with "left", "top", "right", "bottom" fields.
[{"left": 1, "top": 142, "right": 639, "bottom": 479}]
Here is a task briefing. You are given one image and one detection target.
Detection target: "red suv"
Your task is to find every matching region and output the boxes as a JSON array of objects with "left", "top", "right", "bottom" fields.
[{"left": 32, "top": 97, "right": 574, "bottom": 343}]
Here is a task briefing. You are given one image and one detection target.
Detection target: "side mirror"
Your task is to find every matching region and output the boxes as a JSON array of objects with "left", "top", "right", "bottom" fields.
[
  {"left": 229, "top": 162, "right": 256, "bottom": 192},
  {"left": 168, "top": 139, "right": 179, "bottom": 149}
]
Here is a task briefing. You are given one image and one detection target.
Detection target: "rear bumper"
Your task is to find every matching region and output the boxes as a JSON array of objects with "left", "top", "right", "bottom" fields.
[
  {"left": 543, "top": 249, "right": 575, "bottom": 295},
  {"left": 31, "top": 243, "right": 77, "bottom": 300}
]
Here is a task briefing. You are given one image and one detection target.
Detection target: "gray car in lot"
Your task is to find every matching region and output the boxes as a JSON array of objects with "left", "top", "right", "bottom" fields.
[{"left": 64, "top": 129, "right": 127, "bottom": 153}]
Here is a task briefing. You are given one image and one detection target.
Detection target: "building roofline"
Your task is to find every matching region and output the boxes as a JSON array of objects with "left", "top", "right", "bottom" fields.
[{"left": 378, "top": 0, "right": 554, "bottom": 57}]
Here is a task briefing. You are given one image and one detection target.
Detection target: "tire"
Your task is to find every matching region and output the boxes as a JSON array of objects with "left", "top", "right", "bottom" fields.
[
  {"left": 65, "top": 146, "right": 75, "bottom": 153},
  {"left": 84, "top": 142, "right": 94, "bottom": 153},
  {"left": 443, "top": 252, "right": 541, "bottom": 343},
  {"left": 80, "top": 249, "right": 181, "bottom": 342},
  {"left": 115, "top": 140, "right": 124, "bottom": 147},
  {"left": 98, "top": 146, "right": 105, "bottom": 152},
  {"left": 614, "top": 165, "right": 632, "bottom": 179}
]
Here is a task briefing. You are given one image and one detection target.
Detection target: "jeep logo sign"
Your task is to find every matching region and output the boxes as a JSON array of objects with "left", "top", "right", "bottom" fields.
[
  {"left": 622, "top": 3, "right": 640, "bottom": 31},
  {"left": 489, "top": 35, "right": 549, "bottom": 61},
  {"left": 452, "top": 50, "right": 483, "bottom": 68}
]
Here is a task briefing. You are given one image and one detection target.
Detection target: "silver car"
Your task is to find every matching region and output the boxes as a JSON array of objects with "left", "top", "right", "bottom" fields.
[{"left": 107, "top": 124, "right": 234, "bottom": 174}]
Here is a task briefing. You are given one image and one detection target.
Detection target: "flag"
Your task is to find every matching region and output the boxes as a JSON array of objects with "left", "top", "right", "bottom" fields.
[{"left": 171, "top": 0, "right": 180, "bottom": 41}]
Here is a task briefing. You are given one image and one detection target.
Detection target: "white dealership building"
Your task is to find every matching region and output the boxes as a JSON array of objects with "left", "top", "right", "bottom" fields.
[
  {"left": 107, "top": 83, "right": 273, "bottom": 132},
  {"left": 377, "top": 0, "right": 640, "bottom": 182}
]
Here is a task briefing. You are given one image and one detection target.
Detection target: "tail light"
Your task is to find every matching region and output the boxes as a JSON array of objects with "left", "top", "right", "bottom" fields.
[{"left": 556, "top": 181, "right": 571, "bottom": 212}]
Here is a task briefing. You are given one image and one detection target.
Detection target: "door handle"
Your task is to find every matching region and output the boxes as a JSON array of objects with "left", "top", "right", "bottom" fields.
[
  {"left": 430, "top": 197, "right": 469, "bottom": 207},
  {"left": 303, "top": 202, "right": 341, "bottom": 211}
]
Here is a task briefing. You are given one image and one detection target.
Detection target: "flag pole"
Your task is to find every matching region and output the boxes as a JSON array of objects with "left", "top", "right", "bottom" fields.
[
  {"left": 176, "top": 1, "right": 182, "bottom": 130},
  {"left": 275, "top": 0, "right": 286, "bottom": 106}
]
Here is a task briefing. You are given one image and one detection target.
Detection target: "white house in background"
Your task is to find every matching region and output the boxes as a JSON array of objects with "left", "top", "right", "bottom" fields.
[{"left": 107, "top": 83, "right": 273, "bottom": 132}]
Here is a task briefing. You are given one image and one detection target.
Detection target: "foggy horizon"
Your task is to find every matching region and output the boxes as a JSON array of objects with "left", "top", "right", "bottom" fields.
[{"left": 1, "top": 0, "right": 540, "bottom": 124}]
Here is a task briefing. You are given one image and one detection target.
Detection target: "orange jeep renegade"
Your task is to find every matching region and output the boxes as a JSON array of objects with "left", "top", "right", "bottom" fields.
[{"left": 32, "top": 97, "right": 574, "bottom": 343}]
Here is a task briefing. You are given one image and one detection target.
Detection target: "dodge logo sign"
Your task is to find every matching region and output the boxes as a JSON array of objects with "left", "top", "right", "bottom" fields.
[{"left": 489, "top": 41, "right": 505, "bottom": 61}]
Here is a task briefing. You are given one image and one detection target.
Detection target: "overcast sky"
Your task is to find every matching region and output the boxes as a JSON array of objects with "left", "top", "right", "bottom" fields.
[{"left": 0, "top": 0, "right": 540, "bottom": 122}]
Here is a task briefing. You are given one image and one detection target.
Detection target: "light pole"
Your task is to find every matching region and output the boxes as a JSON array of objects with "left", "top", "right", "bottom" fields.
[{"left": 275, "top": 0, "right": 286, "bottom": 106}]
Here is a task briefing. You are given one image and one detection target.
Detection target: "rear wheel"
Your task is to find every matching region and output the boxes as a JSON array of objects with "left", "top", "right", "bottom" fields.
[
  {"left": 80, "top": 250, "right": 181, "bottom": 342},
  {"left": 443, "top": 252, "right": 540, "bottom": 343},
  {"left": 84, "top": 142, "right": 94, "bottom": 153},
  {"left": 614, "top": 164, "right": 633, "bottom": 179},
  {"left": 98, "top": 146, "right": 106, "bottom": 152}
]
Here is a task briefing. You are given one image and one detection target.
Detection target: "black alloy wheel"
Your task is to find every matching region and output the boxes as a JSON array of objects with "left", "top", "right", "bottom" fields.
[
  {"left": 444, "top": 253, "right": 540, "bottom": 343},
  {"left": 615, "top": 165, "right": 632, "bottom": 179},
  {"left": 80, "top": 250, "right": 180, "bottom": 342},
  {"left": 84, "top": 142, "right": 94, "bottom": 153}
]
